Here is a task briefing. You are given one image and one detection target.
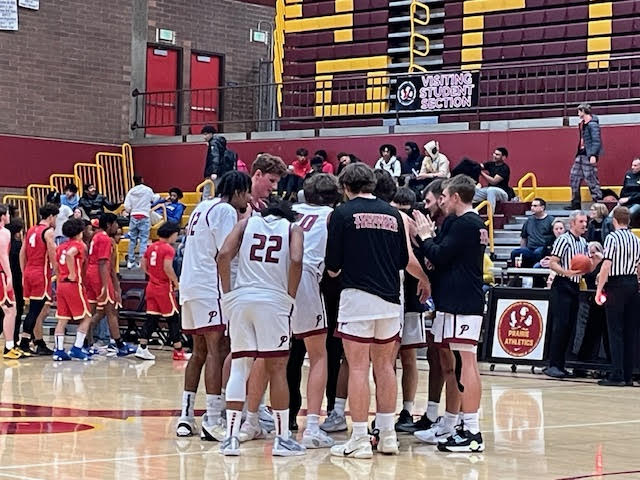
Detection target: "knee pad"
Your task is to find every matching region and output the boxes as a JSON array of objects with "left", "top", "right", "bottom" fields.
[{"left": 225, "top": 357, "right": 254, "bottom": 402}]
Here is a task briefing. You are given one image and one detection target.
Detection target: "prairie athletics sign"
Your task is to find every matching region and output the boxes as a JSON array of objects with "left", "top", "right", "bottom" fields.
[{"left": 396, "top": 71, "right": 479, "bottom": 111}]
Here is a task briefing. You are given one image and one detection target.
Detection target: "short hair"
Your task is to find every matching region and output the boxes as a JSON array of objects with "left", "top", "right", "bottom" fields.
[
  {"left": 338, "top": 163, "right": 376, "bottom": 194},
  {"left": 373, "top": 169, "right": 398, "bottom": 203},
  {"left": 393, "top": 187, "right": 416, "bottom": 207},
  {"left": 613, "top": 206, "right": 630, "bottom": 226},
  {"left": 84, "top": 183, "right": 94, "bottom": 192},
  {"left": 0, "top": 204, "right": 8, "bottom": 218},
  {"left": 314, "top": 149, "right": 328, "bottom": 161},
  {"left": 568, "top": 210, "right": 588, "bottom": 223},
  {"left": 168, "top": 187, "right": 183, "bottom": 199},
  {"left": 261, "top": 197, "right": 297, "bottom": 223},
  {"left": 62, "top": 218, "right": 86, "bottom": 238},
  {"left": 7, "top": 218, "right": 24, "bottom": 235},
  {"left": 495, "top": 147, "right": 509, "bottom": 158},
  {"left": 443, "top": 174, "right": 476, "bottom": 204},
  {"left": 379, "top": 144, "right": 396, "bottom": 157},
  {"left": 577, "top": 103, "right": 592, "bottom": 115},
  {"left": 157, "top": 222, "right": 181, "bottom": 239},
  {"left": 337, "top": 151, "right": 349, "bottom": 159},
  {"left": 590, "top": 202, "right": 609, "bottom": 220},
  {"left": 216, "top": 171, "right": 252, "bottom": 198},
  {"left": 64, "top": 183, "right": 78, "bottom": 194},
  {"left": 531, "top": 197, "right": 546, "bottom": 208},
  {"left": 251, "top": 153, "right": 287, "bottom": 177},
  {"left": 39, "top": 203, "right": 60, "bottom": 220},
  {"left": 310, "top": 155, "right": 324, "bottom": 166},
  {"left": 98, "top": 212, "right": 118, "bottom": 230},
  {"left": 46, "top": 191, "right": 61, "bottom": 205},
  {"left": 296, "top": 148, "right": 309, "bottom": 157},
  {"left": 424, "top": 178, "right": 444, "bottom": 198},
  {"left": 201, "top": 125, "right": 216, "bottom": 134},
  {"left": 303, "top": 173, "right": 341, "bottom": 206},
  {"left": 133, "top": 175, "right": 143, "bottom": 185}
]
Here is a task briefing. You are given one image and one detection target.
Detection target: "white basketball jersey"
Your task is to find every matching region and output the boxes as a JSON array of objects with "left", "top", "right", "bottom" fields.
[
  {"left": 293, "top": 203, "right": 332, "bottom": 274},
  {"left": 235, "top": 215, "right": 291, "bottom": 296},
  {"left": 180, "top": 198, "right": 237, "bottom": 303}
]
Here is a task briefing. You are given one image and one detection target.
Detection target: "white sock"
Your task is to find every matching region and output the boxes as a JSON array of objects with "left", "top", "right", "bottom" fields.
[
  {"left": 246, "top": 410, "right": 259, "bottom": 427},
  {"left": 351, "top": 422, "right": 368, "bottom": 439},
  {"left": 402, "top": 401, "right": 414, "bottom": 413},
  {"left": 376, "top": 412, "right": 395, "bottom": 432},
  {"left": 55, "top": 335, "right": 65, "bottom": 351},
  {"left": 426, "top": 401, "right": 439, "bottom": 422},
  {"left": 443, "top": 411, "right": 458, "bottom": 431},
  {"left": 74, "top": 331, "right": 86, "bottom": 348},
  {"left": 463, "top": 412, "right": 480, "bottom": 434},
  {"left": 273, "top": 409, "right": 290, "bottom": 439},
  {"left": 181, "top": 391, "right": 196, "bottom": 419},
  {"left": 334, "top": 397, "right": 346, "bottom": 416},
  {"left": 5, "top": 340, "right": 14, "bottom": 350},
  {"left": 206, "top": 394, "right": 223, "bottom": 422},
  {"left": 306, "top": 414, "right": 319, "bottom": 433},
  {"left": 226, "top": 410, "right": 242, "bottom": 438}
]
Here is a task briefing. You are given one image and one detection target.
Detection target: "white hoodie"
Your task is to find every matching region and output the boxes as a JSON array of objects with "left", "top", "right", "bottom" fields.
[{"left": 124, "top": 184, "right": 159, "bottom": 218}]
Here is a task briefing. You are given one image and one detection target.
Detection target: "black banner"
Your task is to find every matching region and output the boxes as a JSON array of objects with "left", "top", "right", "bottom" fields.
[{"left": 395, "top": 71, "right": 480, "bottom": 111}]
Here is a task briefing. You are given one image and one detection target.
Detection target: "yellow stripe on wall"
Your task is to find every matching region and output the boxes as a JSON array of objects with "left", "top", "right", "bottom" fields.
[
  {"left": 335, "top": 0, "right": 353, "bottom": 13},
  {"left": 463, "top": 0, "right": 525, "bottom": 15},
  {"left": 334, "top": 29, "right": 353, "bottom": 42},
  {"left": 315, "top": 55, "right": 389, "bottom": 74},
  {"left": 285, "top": 13, "right": 352, "bottom": 33}
]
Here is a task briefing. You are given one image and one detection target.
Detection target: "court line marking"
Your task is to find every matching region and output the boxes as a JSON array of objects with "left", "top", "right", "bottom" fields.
[
  {"left": 556, "top": 470, "right": 640, "bottom": 480},
  {"left": 0, "top": 473, "right": 45, "bottom": 480}
]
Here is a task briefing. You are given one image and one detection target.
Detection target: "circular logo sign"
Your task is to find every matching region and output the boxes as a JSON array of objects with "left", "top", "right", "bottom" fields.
[
  {"left": 497, "top": 301, "right": 543, "bottom": 357},
  {"left": 397, "top": 81, "right": 417, "bottom": 107}
]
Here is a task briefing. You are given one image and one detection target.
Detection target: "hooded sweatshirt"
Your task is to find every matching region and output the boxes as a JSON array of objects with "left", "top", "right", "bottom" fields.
[{"left": 124, "top": 184, "right": 159, "bottom": 218}]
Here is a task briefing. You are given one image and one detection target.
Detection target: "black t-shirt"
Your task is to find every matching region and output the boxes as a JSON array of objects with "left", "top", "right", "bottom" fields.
[
  {"left": 419, "top": 211, "right": 487, "bottom": 315},
  {"left": 484, "top": 161, "right": 513, "bottom": 198},
  {"left": 326, "top": 197, "right": 409, "bottom": 304}
]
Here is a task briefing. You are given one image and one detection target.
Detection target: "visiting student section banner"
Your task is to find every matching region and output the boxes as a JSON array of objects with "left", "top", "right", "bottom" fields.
[{"left": 395, "top": 71, "right": 480, "bottom": 112}]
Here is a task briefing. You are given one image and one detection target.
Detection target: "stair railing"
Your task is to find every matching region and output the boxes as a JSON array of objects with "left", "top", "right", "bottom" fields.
[
  {"left": 517, "top": 172, "right": 538, "bottom": 202},
  {"left": 474, "top": 200, "right": 495, "bottom": 255},
  {"left": 408, "top": 0, "right": 430, "bottom": 73}
]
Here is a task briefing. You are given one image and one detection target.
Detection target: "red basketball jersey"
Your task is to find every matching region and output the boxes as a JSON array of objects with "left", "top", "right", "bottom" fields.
[
  {"left": 144, "top": 241, "right": 175, "bottom": 287},
  {"left": 24, "top": 223, "right": 52, "bottom": 270},
  {"left": 87, "top": 230, "right": 112, "bottom": 271},
  {"left": 56, "top": 239, "right": 86, "bottom": 283}
]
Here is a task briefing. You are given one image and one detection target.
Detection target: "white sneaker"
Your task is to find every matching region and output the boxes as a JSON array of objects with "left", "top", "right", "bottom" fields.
[
  {"left": 376, "top": 429, "right": 399, "bottom": 455},
  {"left": 259, "top": 405, "right": 275, "bottom": 432},
  {"left": 272, "top": 436, "right": 306, "bottom": 456},
  {"left": 320, "top": 410, "right": 348, "bottom": 433},
  {"left": 330, "top": 436, "right": 373, "bottom": 459},
  {"left": 414, "top": 417, "right": 453, "bottom": 444},
  {"left": 201, "top": 414, "right": 226, "bottom": 441},
  {"left": 238, "top": 420, "right": 266, "bottom": 443},
  {"left": 127, "top": 260, "right": 135, "bottom": 269},
  {"left": 135, "top": 346, "right": 155, "bottom": 360},
  {"left": 176, "top": 417, "right": 197, "bottom": 437},
  {"left": 302, "top": 429, "right": 335, "bottom": 449},
  {"left": 220, "top": 436, "right": 241, "bottom": 456}
]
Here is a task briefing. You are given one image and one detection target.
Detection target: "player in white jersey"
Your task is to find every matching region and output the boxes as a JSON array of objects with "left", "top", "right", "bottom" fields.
[
  {"left": 176, "top": 171, "right": 252, "bottom": 441},
  {"left": 217, "top": 198, "right": 305, "bottom": 457},
  {"left": 289, "top": 174, "right": 341, "bottom": 448}
]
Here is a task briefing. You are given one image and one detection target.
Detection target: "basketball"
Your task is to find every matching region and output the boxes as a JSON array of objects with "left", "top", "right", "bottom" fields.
[{"left": 570, "top": 254, "right": 592, "bottom": 273}]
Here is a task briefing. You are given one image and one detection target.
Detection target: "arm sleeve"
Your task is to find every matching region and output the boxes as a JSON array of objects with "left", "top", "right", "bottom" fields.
[
  {"left": 396, "top": 213, "right": 409, "bottom": 270},
  {"left": 325, "top": 209, "right": 345, "bottom": 272},
  {"left": 419, "top": 157, "right": 429, "bottom": 175}
]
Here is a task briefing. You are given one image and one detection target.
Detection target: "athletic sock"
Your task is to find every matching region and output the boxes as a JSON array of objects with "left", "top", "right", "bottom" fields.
[
  {"left": 55, "top": 335, "right": 65, "bottom": 351},
  {"left": 181, "top": 391, "right": 196, "bottom": 419},
  {"left": 246, "top": 410, "right": 259, "bottom": 427},
  {"left": 334, "top": 397, "right": 347, "bottom": 416},
  {"left": 463, "top": 412, "right": 480, "bottom": 434},
  {"left": 375, "top": 412, "right": 395, "bottom": 432},
  {"left": 5, "top": 340, "right": 14, "bottom": 350},
  {"left": 426, "top": 401, "right": 439, "bottom": 422},
  {"left": 402, "top": 401, "right": 414, "bottom": 413},
  {"left": 226, "top": 410, "right": 242, "bottom": 438},
  {"left": 306, "top": 414, "right": 320, "bottom": 434},
  {"left": 273, "top": 409, "right": 290, "bottom": 439},
  {"left": 206, "top": 394, "right": 223, "bottom": 422},
  {"left": 351, "top": 422, "right": 368, "bottom": 439},
  {"left": 74, "top": 331, "right": 86, "bottom": 349},
  {"left": 443, "top": 411, "right": 458, "bottom": 431}
]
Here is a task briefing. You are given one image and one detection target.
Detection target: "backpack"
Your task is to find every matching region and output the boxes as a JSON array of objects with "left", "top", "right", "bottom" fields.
[{"left": 222, "top": 149, "right": 238, "bottom": 174}]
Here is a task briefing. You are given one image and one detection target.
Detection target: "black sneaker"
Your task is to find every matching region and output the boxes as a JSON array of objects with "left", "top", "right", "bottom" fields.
[
  {"left": 437, "top": 429, "right": 484, "bottom": 453},
  {"left": 598, "top": 378, "right": 625, "bottom": 387},
  {"left": 289, "top": 419, "right": 298, "bottom": 432},
  {"left": 35, "top": 342, "right": 53, "bottom": 356},
  {"left": 411, "top": 413, "right": 434, "bottom": 432},
  {"left": 395, "top": 409, "right": 415, "bottom": 433}
]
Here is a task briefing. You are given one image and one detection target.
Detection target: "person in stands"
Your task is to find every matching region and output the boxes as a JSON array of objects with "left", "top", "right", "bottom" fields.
[
  {"left": 201, "top": 125, "right": 237, "bottom": 199},
  {"left": 79, "top": 183, "right": 121, "bottom": 220},
  {"left": 313, "top": 149, "right": 335, "bottom": 174},
  {"left": 153, "top": 187, "right": 186, "bottom": 226},
  {"left": 510, "top": 198, "right": 555, "bottom": 267},
  {"left": 336, "top": 152, "right": 359, "bottom": 175},
  {"left": 61, "top": 184, "right": 80, "bottom": 211},
  {"left": 123, "top": 175, "right": 159, "bottom": 269},
  {"left": 375, "top": 144, "right": 401, "bottom": 180},
  {"left": 473, "top": 147, "right": 514, "bottom": 211}
]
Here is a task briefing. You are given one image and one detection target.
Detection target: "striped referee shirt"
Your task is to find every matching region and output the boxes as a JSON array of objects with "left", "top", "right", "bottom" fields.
[
  {"left": 603, "top": 228, "right": 640, "bottom": 277},
  {"left": 550, "top": 231, "right": 588, "bottom": 283}
]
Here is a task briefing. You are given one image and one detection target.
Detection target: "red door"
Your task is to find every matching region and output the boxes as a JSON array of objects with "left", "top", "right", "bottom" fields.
[
  {"left": 145, "top": 47, "right": 179, "bottom": 136},
  {"left": 190, "top": 53, "right": 221, "bottom": 133}
]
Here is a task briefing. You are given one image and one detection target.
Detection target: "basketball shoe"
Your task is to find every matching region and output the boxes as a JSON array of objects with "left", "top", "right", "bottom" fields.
[
  {"left": 437, "top": 429, "right": 484, "bottom": 453},
  {"left": 52, "top": 349, "right": 71, "bottom": 361},
  {"left": 238, "top": 421, "right": 266, "bottom": 443},
  {"left": 201, "top": 414, "right": 226, "bottom": 442},
  {"left": 371, "top": 428, "right": 399, "bottom": 455},
  {"left": 414, "top": 416, "right": 453, "bottom": 444},
  {"left": 272, "top": 436, "right": 306, "bottom": 456},
  {"left": 176, "top": 417, "right": 197, "bottom": 437},
  {"left": 69, "top": 346, "right": 91, "bottom": 361},
  {"left": 394, "top": 409, "right": 415, "bottom": 433},
  {"left": 330, "top": 436, "right": 373, "bottom": 459},
  {"left": 135, "top": 345, "right": 156, "bottom": 360},
  {"left": 320, "top": 410, "right": 348, "bottom": 433},
  {"left": 302, "top": 429, "right": 335, "bottom": 449},
  {"left": 3, "top": 347, "right": 23, "bottom": 360}
]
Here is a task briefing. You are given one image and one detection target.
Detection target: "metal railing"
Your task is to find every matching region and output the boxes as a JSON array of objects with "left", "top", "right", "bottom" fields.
[
  {"left": 517, "top": 172, "right": 538, "bottom": 202},
  {"left": 408, "top": 0, "right": 430, "bottom": 73},
  {"left": 475, "top": 200, "right": 494, "bottom": 255}
]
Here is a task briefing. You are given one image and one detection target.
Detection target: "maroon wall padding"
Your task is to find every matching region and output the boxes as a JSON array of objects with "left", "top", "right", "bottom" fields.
[
  {"left": 131, "top": 125, "right": 636, "bottom": 192},
  {"left": 0, "top": 134, "right": 119, "bottom": 189}
]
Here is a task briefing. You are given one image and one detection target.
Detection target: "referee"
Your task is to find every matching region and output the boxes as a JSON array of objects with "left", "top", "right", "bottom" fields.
[
  {"left": 545, "top": 210, "right": 592, "bottom": 379},
  {"left": 595, "top": 207, "right": 640, "bottom": 387}
]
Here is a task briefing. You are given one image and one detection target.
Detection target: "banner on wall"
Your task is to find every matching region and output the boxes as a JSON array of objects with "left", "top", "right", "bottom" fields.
[
  {"left": 0, "top": 0, "right": 18, "bottom": 30},
  {"left": 395, "top": 71, "right": 480, "bottom": 112},
  {"left": 19, "top": 0, "right": 38, "bottom": 10}
]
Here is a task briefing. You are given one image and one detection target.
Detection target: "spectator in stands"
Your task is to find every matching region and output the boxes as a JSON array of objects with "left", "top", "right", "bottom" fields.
[
  {"left": 153, "top": 187, "right": 186, "bottom": 225},
  {"left": 292, "top": 148, "right": 313, "bottom": 178},
  {"left": 61, "top": 183, "right": 79, "bottom": 210},
  {"left": 314, "top": 149, "right": 335, "bottom": 174},
  {"left": 336, "top": 152, "right": 359, "bottom": 175},
  {"left": 201, "top": 125, "right": 237, "bottom": 199},
  {"left": 123, "top": 175, "right": 159, "bottom": 269},
  {"left": 415, "top": 140, "right": 450, "bottom": 185},
  {"left": 79, "top": 183, "right": 120, "bottom": 220},
  {"left": 536, "top": 219, "right": 566, "bottom": 269},
  {"left": 510, "top": 198, "right": 555, "bottom": 267},
  {"left": 46, "top": 192, "right": 73, "bottom": 245},
  {"left": 375, "top": 144, "right": 401, "bottom": 180},
  {"left": 615, "top": 157, "right": 640, "bottom": 222},
  {"left": 473, "top": 147, "right": 514, "bottom": 211},
  {"left": 567, "top": 103, "right": 603, "bottom": 210},
  {"left": 587, "top": 203, "right": 608, "bottom": 243}
]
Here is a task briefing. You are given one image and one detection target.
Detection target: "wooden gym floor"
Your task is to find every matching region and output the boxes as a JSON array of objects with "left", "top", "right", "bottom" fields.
[{"left": 1, "top": 347, "right": 640, "bottom": 480}]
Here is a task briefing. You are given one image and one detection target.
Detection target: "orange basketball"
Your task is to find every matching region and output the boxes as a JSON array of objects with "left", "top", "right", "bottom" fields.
[{"left": 570, "top": 254, "right": 592, "bottom": 273}]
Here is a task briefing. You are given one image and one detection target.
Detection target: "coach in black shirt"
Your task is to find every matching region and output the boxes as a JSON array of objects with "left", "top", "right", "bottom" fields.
[{"left": 595, "top": 207, "right": 640, "bottom": 386}]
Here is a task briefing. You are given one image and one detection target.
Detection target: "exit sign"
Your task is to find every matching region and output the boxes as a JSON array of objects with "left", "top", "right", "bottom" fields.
[
  {"left": 156, "top": 28, "right": 176, "bottom": 44},
  {"left": 250, "top": 29, "right": 269, "bottom": 44}
]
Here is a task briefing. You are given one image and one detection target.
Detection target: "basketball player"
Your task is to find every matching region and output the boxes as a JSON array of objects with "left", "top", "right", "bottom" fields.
[
  {"left": 217, "top": 198, "right": 305, "bottom": 456},
  {"left": 176, "top": 171, "right": 252, "bottom": 441},
  {"left": 85, "top": 213, "right": 128, "bottom": 356},
  {"left": 136, "top": 222, "right": 183, "bottom": 360},
  {"left": 1, "top": 204, "right": 21, "bottom": 359},
  {"left": 413, "top": 174, "right": 488, "bottom": 452},
  {"left": 53, "top": 218, "right": 94, "bottom": 361},
  {"left": 19, "top": 203, "right": 58, "bottom": 356}
]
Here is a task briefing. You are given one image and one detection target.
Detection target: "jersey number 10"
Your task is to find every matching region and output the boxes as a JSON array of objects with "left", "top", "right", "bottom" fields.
[{"left": 249, "top": 234, "right": 282, "bottom": 263}]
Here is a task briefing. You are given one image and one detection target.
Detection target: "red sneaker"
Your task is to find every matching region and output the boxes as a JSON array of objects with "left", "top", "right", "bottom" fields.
[{"left": 173, "top": 349, "right": 191, "bottom": 361}]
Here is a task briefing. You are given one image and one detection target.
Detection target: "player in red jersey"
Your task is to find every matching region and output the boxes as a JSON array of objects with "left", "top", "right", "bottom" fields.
[
  {"left": 1, "top": 204, "right": 21, "bottom": 359},
  {"left": 85, "top": 213, "right": 129, "bottom": 356},
  {"left": 53, "top": 218, "right": 93, "bottom": 361},
  {"left": 136, "top": 222, "right": 184, "bottom": 361},
  {"left": 18, "top": 203, "right": 58, "bottom": 356}
]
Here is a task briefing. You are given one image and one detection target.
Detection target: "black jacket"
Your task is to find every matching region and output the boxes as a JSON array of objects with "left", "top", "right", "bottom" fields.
[
  {"left": 203, "top": 136, "right": 227, "bottom": 178},
  {"left": 79, "top": 193, "right": 120, "bottom": 219},
  {"left": 620, "top": 170, "right": 640, "bottom": 205},
  {"left": 578, "top": 115, "right": 603, "bottom": 158}
]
